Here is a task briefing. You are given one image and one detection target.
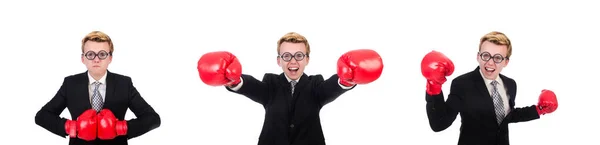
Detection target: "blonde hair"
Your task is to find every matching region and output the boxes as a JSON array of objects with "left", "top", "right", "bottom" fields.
[
  {"left": 81, "top": 31, "right": 114, "bottom": 54},
  {"left": 479, "top": 31, "right": 512, "bottom": 59},
  {"left": 277, "top": 32, "right": 310, "bottom": 56}
]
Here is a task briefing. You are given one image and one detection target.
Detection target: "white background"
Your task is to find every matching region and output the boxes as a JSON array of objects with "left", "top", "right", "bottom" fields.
[{"left": 1, "top": 0, "right": 598, "bottom": 144}]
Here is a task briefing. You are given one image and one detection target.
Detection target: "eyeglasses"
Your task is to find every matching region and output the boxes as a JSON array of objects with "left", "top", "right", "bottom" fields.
[
  {"left": 83, "top": 50, "right": 111, "bottom": 60},
  {"left": 479, "top": 52, "right": 507, "bottom": 64},
  {"left": 279, "top": 52, "right": 308, "bottom": 62}
]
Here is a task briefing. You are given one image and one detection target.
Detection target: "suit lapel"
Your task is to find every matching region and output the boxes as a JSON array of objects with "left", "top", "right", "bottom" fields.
[
  {"left": 292, "top": 74, "right": 309, "bottom": 98},
  {"left": 292, "top": 74, "right": 309, "bottom": 101},
  {"left": 279, "top": 73, "right": 308, "bottom": 115},
  {"left": 471, "top": 67, "right": 499, "bottom": 121},
  {"left": 104, "top": 71, "right": 116, "bottom": 110},
  {"left": 472, "top": 67, "right": 492, "bottom": 101},
  {"left": 79, "top": 71, "right": 93, "bottom": 110},
  {"left": 278, "top": 73, "right": 309, "bottom": 99},
  {"left": 499, "top": 75, "right": 516, "bottom": 108}
]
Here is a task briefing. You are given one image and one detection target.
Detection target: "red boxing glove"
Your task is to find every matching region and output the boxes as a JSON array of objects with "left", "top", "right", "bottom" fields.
[
  {"left": 421, "top": 50, "right": 455, "bottom": 95},
  {"left": 65, "top": 109, "right": 98, "bottom": 141},
  {"left": 97, "top": 109, "right": 128, "bottom": 140},
  {"left": 337, "top": 49, "right": 384, "bottom": 87},
  {"left": 536, "top": 89, "right": 558, "bottom": 115},
  {"left": 197, "top": 51, "right": 242, "bottom": 87}
]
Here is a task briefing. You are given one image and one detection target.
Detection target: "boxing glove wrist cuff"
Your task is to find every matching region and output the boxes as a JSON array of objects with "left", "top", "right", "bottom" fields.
[
  {"left": 426, "top": 80, "right": 442, "bottom": 95},
  {"left": 227, "top": 79, "right": 241, "bottom": 87},
  {"left": 339, "top": 79, "right": 355, "bottom": 87},
  {"left": 116, "top": 121, "right": 128, "bottom": 136},
  {"left": 65, "top": 120, "right": 77, "bottom": 138},
  {"left": 536, "top": 105, "right": 544, "bottom": 116}
]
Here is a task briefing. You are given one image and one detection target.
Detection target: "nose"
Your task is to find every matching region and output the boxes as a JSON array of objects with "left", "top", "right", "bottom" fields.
[
  {"left": 93, "top": 57, "right": 101, "bottom": 63},
  {"left": 289, "top": 58, "right": 298, "bottom": 64},
  {"left": 485, "top": 59, "right": 495, "bottom": 66}
]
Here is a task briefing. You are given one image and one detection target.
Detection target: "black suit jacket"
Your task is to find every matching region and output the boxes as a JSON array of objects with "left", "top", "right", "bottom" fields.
[
  {"left": 35, "top": 71, "right": 161, "bottom": 145},
  {"left": 226, "top": 73, "right": 354, "bottom": 145},
  {"left": 426, "top": 67, "right": 540, "bottom": 145}
]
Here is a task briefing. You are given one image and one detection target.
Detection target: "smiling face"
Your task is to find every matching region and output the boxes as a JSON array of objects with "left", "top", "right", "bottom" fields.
[
  {"left": 477, "top": 31, "right": 512, "bottom": 80},
  {"left": 276, "top": 32, "right": 311, "bottom": 80},
  {"left": 478, "top": 41, "right": 509, "bottom": 80},
  {"left": 278, "top": 42, "right": 309, "bottom": 80}
]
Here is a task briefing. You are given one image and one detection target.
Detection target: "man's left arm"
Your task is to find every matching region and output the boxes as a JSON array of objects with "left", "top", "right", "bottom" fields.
[
  {"left": 124, "top": 80, "right": 161, "bottom": 139},
  {"left": 314, "top": 74, "right": 355, "bottom": 106},
  {"left": 506, "top": 105, "right": 539, "bottom": 123},
  {"left": 506, "top": 81, "right": 558, "bottom": 123},
  {"left": 315, "top": 49, "right": 383, "bottom": 106}
]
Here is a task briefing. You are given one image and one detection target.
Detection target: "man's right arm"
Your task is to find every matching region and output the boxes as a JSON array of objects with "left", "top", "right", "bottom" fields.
[
  {"left": 35, "top": 77, "right": 69, "bottom": 138},
  {"left": 226, "top": 74, "right": 270, "bottom": 105},
  {"left": 426, "top": 79, "right": 462, "bottom": 132},
  {"left": 421, "top": 50, "right": 457, "bottom": 132}
]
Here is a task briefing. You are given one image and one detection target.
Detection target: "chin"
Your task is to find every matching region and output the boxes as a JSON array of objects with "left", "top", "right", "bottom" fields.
[
  {"left": 90, "top": 68, "right": 105, "bottom": 73},
  {"left": 485, "top": 74, "right": 498, "bottom": 80},
  {"left": 286, "top": 73, "right": 300, "bottom": 79}
]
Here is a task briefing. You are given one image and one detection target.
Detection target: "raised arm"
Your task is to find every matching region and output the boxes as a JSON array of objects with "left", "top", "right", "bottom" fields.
[
  {"left": 227, "top": 74, "right": 270, "bottom": 105},
  {"left": 421, "top": 50, "right": 459, "bottom": 132},
  {"left": 316, "top": 49, "right": 384, "bottom": 106},
  {"left": 197, "top": 51, "right": 270, "bottom": 105}
]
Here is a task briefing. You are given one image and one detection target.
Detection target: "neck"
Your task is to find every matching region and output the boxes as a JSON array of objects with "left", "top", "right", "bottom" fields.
[{"left": 90, "top": 71, "right": 106, "bottom": 81}]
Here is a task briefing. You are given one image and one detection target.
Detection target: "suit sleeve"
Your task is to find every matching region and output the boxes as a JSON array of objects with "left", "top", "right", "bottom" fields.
[
  {"left": 506, "top": 106, "right": 539, "bottom": 123},
  {"left": 125, "top": 78, "right": 161, "bottom": 139},
  {"left": 425, "top": 79, "right": 462, "bottom": 132},
  {"left": 314, "top": 74, "right": 354, "bottom": 107},
  {"left": 506, "top": 81, "right": 540, "bottom": 123},
  {"left": 35, "top": 77, "right": 69, "bottom": 138},
  {"left": 226, "top": 74, "right": 270, "bottom": 105}
]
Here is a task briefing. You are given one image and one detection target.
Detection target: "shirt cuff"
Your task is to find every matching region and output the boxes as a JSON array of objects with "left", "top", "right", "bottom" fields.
[
  {"left": 228, "top": 77, "right": 244, "bottom": 91},
  {"left": 338, "top": 78, "right": 355, "bottom": 89}
]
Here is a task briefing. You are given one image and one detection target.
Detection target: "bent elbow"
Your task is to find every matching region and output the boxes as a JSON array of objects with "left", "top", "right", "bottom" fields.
[
  {"left": 34, "top": 110, "right": 44, "bottom": 126},
  {"left": 149, "top": 113, "right": 161, "bottom": 131},
  {"left": 429, "top": 123, "right": 449, "bottom": 132},
  {"left": 431, "top": 126, "right": 445, "bottom": 132}
]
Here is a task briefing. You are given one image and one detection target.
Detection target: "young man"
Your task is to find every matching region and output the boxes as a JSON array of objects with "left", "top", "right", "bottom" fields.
[
  {"left": 35, "top": 31, "right": 161, "bottom": 145},
  {"left": 197, "top": 32, "right": 384, "bottom": 145},
  {"left": 421, "top": 31, "right": 559, "bottom": 145}
]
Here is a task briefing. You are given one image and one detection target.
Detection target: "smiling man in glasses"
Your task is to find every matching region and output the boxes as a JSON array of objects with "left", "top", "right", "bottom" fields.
[
  {"left": 35, "top": 31, "right": 161, "bottom": 145},
  {"left": 420, "top": 31, "right": 559, "bottom": 145},
  {"left": 197, "top": 32, "right": 384, "bottom": 145}
]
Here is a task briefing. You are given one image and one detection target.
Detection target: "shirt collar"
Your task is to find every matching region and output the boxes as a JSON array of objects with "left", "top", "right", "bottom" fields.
[
  {"left": 88, "top": 71, "right": 108, "bottom": 85},
  {"left": 479, "top": 67, "right": 502, "bottom": 86}
]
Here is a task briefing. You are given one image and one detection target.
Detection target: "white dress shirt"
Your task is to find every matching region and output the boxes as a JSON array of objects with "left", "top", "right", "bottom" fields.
[
  {"left": 88, "top": 71, "right": 107, "bottom": 103},
  {"left": 229, "top": 73, "right": 354, "bottom": 91},
  {"left": 479, "top": 69, "right": 510, "bottom": 116}
]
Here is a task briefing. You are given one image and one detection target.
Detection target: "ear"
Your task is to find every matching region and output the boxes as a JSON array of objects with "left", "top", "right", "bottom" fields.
[
  {"left": 504, "top": 59, "right": 509, "bottom": 67},
  {"left": 277, "top": 56, "right": 281, "bottom": 67},
  {"left": 305, "top": 56, "right": 309, "bottom": 66},
  {"left": 107, "top": 55, "right": 113, "bottom": 64},
  {"left": 81, "top": 55, "right": 85, "bottom": 64}
]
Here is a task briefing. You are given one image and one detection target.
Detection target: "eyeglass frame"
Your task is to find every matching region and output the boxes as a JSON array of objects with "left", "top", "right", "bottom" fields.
[
  {"left": 82, "top": 50, "right": 112, "bottom": 60},
  {"left": 478, "top": 51, "right": 508, "bottom": 64},
  {"left": 278, "top": 51, "right": 309, "bottom": 62}
]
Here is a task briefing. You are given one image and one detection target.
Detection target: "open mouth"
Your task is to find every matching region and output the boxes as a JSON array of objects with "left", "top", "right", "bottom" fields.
[
  {"left": 288, "top": 67, "right": 299, "bottom": 74},
  {"left": 485, "top": 67, "right": 495, "bottom": 73}
]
